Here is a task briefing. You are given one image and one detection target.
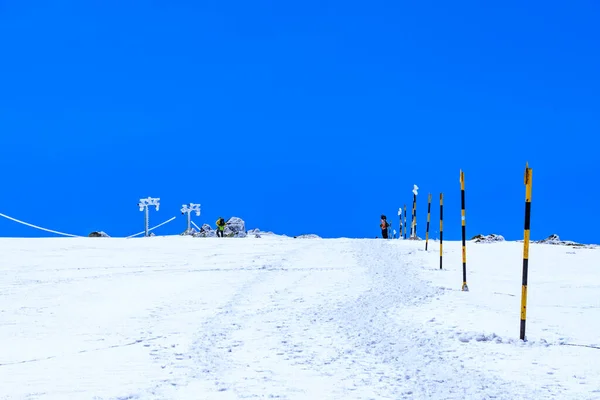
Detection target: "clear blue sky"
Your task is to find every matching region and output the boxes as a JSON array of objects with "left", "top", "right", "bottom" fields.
[{"left": 0, "top": 1, "right": 598, "bottom": 242}]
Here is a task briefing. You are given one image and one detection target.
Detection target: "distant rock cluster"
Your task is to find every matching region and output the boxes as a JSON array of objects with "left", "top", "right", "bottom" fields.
[
  {"left": 247, "top": 228, "right": 277, "bottom": 236},
  {"left": 466, "top": 233, "right": 596, "bottom": 248},
  {"left": 183, "top": 217, "right": 248, "bottom": 238},
  {"left": 536, "top": 234, "right": 563, "bottom": 244},
  {"left": 534, "top": 234, "right": 587, "bottom": 247},
  {"left": 247, "top": 228, "right": 267, "bottom": 238},
  {"left": 471, "top": 234, "right": 505, "bottom": 243},
  {"left": 88, "top": 231, "right": 110, "bottom": 237},
  {"left": 89, "top": 216, "right": 320, "bottom": 239},
  {"left": 191, "top": 224, "right": 215, "bottom": 237}
]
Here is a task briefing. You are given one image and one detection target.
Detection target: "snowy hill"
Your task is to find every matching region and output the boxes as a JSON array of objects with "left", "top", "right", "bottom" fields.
[{"left": 0, "top": 236, "right": 598, "bottom": 399}]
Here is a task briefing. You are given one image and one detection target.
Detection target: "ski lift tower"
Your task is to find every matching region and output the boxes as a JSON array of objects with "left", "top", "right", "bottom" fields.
[
  {"left": 138, "top": 197, "right": 160, "bottom": 237},
  {"left": 181, "top": 203, "right": 201, "bottom": 233}
]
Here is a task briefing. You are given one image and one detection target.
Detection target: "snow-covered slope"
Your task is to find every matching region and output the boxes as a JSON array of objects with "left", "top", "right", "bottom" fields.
[{"left": 0, "top": 236, "right": 598, "bottom": 399}]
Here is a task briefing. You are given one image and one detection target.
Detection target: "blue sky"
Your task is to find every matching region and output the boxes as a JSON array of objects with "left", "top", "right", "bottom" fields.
[{"left": 0, "top": 1, "right": 598, "bottom": 242}]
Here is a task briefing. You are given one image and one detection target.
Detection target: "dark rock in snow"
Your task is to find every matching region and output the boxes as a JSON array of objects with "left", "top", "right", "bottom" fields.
[
  {"left": 535, "top": 234, "right": 584, "bottom": 247},
  {"left": 200, "top": 223, "right": 213, "bottom": 232},
  {"left": 88, "top": 231, "right": 109, "bottom": 237},
  {"left": 537, "top": 234, "right": 562, "bottom": 244},
  {"left": 181, "top": 228, "right": 198, "bottom": 236},
  {"left": 192, "top": 218, "right": 247, "bottom": 238},
  {"left": 193, "top": 224, "right": 216, "bottom": 238},
  {"left": 224, "top": 217, "right": 247, "bottom": 238},
  {"left": 471, "top": 234, "right": 505, "bottom": 243}
]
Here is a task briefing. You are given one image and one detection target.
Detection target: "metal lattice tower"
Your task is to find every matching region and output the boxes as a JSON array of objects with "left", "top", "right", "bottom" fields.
[
  {"left": 181, "top": 203, "right": 201, "bottom": 233},
  {"left": 138, "top": 197, "right": 160, "bottom": 237}
]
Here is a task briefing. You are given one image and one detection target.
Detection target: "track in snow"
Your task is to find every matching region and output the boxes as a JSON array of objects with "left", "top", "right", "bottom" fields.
[{"left": 0, "top": 237, "right": 549, "bottom": 399}]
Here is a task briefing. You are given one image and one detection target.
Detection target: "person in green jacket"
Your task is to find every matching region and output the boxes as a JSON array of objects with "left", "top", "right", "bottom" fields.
[{"left": 216, "top": 217, "right": 226, "bottom": 237}]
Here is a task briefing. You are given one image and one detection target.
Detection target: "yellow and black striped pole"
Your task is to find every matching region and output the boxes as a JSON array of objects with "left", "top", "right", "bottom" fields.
[
  {"left": 410, "top": 195, "right": 415, "bottom": 238},
  {"left": 425, "top": 193, "right": 432, "bottom": 250},
  {"left": 414, "top": 194, "right": 417, "bottom": 239},
  {"left": 414, "top": 192, "right": 417, "bottom": 238},
  {"left": 520, "top": 163, "right": 533, "bottom": 341},
  {"left": 411, "top": 185, "right": 418, "bottom": 239},
  {"left": 439, "top": 193, "right": 443, "bottom": 269},
  {"left": 398, "top": 207, "right": 403, "bottom": 239},
  {"left": 460, "top": 170, "right": 469, "bottom": 291},
  {"left": 403, "top": 205, "right": 407, "bottom": 239}
]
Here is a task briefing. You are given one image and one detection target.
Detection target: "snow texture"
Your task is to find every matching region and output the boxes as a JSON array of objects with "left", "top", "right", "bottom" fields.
[
  {"left": 293, "top": 234, "right": 321, "bottom": 239},
  {"left": 248, "top": 228, "right": 280, "bottom": 237},
  {"left": 0, "top": 237, "right": 598, "bottom": 399}
]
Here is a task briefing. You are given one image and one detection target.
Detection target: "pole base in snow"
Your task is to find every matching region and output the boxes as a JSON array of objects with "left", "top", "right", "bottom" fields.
[{"left": 462, "top": 283, "right": 469, "bottom": 292}]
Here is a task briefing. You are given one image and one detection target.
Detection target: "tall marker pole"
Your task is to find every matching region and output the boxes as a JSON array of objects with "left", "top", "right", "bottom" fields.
[
  {"left": 145, "top": 207, "right": 149, "bottom": 237},
  {"left": 403, "top": 205, "right": 407, "bottom": 239},
  {"left": 520, "top": 163, "right": 533, "bottom": 341},
  {"left": 398, "top": 207, "right": 403, "bottom": 239},
  {"left": 460, "top": 171, "right": 469, "bottom": 291},
  {"left": 439, "top": 193, "right": 443, "bottom": 269},
  {"left": 411, "top": 184, "right": 419, "bottom": 238},
  {"left": 410, "top": 197, "right": 415, "bottom": 238},
  {"left": 425, "top": 193, "right": 432, "bottom": 250}
]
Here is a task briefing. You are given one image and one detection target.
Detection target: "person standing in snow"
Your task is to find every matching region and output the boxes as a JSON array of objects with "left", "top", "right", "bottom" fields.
[
  {"left": 380, "top": 215, "right": 389, "bottom": 239},
  {"left": 216, "top": 217, "right": 226, "bottom": 237}
]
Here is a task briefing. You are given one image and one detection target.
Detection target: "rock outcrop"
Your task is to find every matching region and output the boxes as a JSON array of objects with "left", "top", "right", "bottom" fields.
[
  {"left": 192, "top": 218, "right": 247, "bottom": 238},
  {"left": 224, "top": 217, "right": 247, "bottom": 238},
  {"left": 535, "top": 234, "right": 583, "bottom": 247},
  {"left": 471, "top": 234, "right": 505, "bottom": 243},
  {"left": 181, "top": 228, "right": 197, "bottom": 236},
  {"left": 88, "top": 231, "right": 109, "bottom": 237},
  {"left": 193, "top": 223, "right": 217, "bottom": 238}
]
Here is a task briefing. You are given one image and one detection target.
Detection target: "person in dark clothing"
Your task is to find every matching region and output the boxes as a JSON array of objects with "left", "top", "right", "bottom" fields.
[
  {"left": 216, "top": 217, "right": 226, "bottom": 237},
  {"left": 380, "top": 215, "right": 390, "bottom": 239}
]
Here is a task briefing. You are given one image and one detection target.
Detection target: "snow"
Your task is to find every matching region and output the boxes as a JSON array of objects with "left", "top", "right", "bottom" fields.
[
  {"left": 0, "top": 236, "right": 599, "bottom": 399},
  {"left": 293, "top": 234, "right": 321, "bottom": 239}
]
